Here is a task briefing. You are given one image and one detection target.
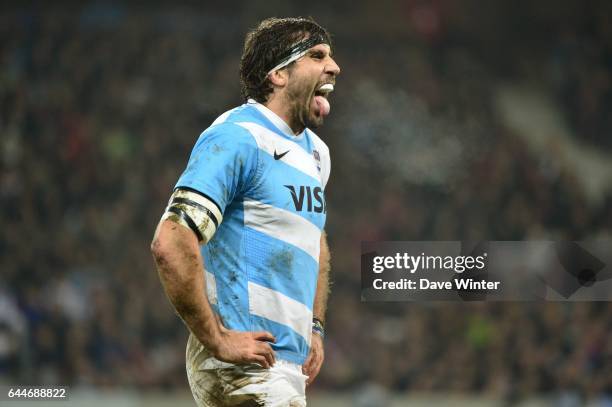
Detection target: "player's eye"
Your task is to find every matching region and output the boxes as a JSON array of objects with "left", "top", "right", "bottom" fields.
[{"left": 311, "top": 52, "right": 324, "bottom": 60}]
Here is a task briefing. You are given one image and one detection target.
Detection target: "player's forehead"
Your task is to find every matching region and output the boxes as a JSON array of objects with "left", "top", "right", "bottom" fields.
[{"left": 307, "top": 43, "right": 332, "bottom": 55}]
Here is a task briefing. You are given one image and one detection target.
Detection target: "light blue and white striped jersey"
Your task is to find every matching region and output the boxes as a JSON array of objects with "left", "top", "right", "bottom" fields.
[{"left": 175, "top": 100, "right": 330, "bottom": 365}]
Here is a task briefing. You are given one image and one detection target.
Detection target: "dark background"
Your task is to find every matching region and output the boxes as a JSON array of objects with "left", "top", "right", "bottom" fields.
[{"left": 1, "top": 0, "right": 611, "bottom": 405}]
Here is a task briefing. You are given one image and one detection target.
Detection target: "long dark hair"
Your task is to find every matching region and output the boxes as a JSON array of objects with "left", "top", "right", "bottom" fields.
[{"left": 239, "top": 17, "right": 332, "bottom": 103}]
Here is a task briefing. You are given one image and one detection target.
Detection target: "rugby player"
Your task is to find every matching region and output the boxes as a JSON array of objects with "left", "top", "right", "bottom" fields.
[{"left": 151, "top": 17, "right": 340, "bottom": 406}]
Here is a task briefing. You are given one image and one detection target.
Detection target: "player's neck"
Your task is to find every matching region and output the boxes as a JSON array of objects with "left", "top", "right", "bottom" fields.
[{"left": 263, "top": 97, "right": 304, "bottom": 136}]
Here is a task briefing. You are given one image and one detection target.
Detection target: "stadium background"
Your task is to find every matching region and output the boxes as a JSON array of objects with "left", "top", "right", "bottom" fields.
[{"left": 1, "top": 0, "right": 611, "bottom": 406}]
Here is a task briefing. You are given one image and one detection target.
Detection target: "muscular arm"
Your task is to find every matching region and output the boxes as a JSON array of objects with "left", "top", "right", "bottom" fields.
[
  {"left": 313, "top": 230, "right": 331, "bottom": 323},
  {"left": 151, "top": 218, "right": 276, "bottom": 368},
  {"left": 151, "top": 219, "right": 222, "bottom": 349},
  {"left": 303, "top": 230, "right": 331, "bottom": 384}
]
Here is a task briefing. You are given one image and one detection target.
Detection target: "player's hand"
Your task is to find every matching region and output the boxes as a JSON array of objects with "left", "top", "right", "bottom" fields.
[
  {"left": 302, "top": 332, "right": 324, "bottom": 386},
  {"left": 211, "top": 327, "right": 276, "bottom": 369}
]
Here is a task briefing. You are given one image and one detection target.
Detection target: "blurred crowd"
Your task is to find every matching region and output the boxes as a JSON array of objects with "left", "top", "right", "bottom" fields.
[{"left": 0, "top": 1, "right": 610, "bottom": 404}]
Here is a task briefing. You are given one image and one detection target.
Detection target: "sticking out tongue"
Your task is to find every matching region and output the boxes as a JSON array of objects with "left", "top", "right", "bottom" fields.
[{"left": 313, "top": 95, "right": 330, "bottom": 117}]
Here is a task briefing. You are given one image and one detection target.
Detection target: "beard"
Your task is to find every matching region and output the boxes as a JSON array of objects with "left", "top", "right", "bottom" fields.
[{"left": 284, "top": 76, "right": 325, "bottom": 133}]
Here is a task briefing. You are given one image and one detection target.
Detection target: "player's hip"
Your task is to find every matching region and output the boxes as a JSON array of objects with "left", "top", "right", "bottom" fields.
[
  {"left": 212, "top": 304, "right": 312, "bottom": 365},
  {"left": 186, "top": 333, "right": 308, "bottom": 407}
]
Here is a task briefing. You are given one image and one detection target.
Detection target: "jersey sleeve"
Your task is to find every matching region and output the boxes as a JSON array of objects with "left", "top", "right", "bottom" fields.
[{"left": 175, "top": 123, "right": 259, "bottom": 213}]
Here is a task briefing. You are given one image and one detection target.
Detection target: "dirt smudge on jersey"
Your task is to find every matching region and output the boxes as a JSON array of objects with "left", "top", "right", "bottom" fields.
[
  {"left": 265, "top": 248, "right": 295, "bottom": 279},
  {"left": 211, "top": 143, "right": 227, "bottom": 154}
]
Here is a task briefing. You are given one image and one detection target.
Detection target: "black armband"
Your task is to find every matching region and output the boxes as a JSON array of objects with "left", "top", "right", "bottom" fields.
[{"left": 161, "top": 188, "right": 223, "bottom": 243}]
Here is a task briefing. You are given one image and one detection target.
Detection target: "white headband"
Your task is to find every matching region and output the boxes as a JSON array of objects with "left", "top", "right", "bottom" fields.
[
  {"left": 266, "top": 35, "right": 325, "bottom": 76},
  {"left": 267, "top": 48, "right": 309, "bottom": 75}
]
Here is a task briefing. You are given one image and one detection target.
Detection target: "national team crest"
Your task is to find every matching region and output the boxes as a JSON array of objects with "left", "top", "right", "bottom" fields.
[{"left": 313, "top": 149, "right": 321, "bottom": 172}]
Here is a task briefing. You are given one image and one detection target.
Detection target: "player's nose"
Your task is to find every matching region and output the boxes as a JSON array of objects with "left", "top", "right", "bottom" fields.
[{"left": 325, "top": 57, "right": 340, "bottom": 77}]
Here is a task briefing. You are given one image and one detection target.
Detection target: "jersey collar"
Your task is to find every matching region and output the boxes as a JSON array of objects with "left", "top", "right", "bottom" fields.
[{"left": 247, "top": 99, "right": 305, "bottom": 140}]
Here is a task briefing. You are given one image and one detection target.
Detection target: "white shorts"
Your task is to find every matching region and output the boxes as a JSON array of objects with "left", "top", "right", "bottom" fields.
[{"left": 186, "top": 333, "right": 308, "bottom": 406}]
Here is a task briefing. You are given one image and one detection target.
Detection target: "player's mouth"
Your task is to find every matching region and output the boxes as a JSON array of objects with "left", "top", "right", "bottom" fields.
[{"left": 311, "top": 83, "right": 334, "bottom": 118}]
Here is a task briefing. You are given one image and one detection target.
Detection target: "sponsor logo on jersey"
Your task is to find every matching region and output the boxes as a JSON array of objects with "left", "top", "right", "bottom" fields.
[{"left": 284, "top": 185, "right": 326, "bottom": 213}]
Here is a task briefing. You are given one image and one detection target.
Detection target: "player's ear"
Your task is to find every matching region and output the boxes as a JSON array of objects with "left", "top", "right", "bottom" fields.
[{"left": 268, "top": 69, "right": 288, "bottom": 87}]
